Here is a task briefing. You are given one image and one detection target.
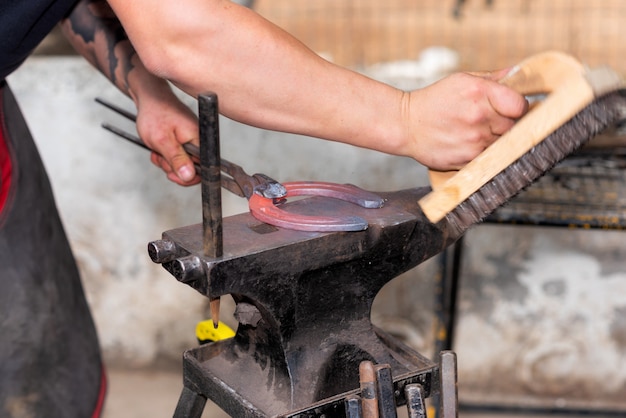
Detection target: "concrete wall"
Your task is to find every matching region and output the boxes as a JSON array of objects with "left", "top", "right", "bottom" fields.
[
  {"left": 457, "top": 225, "right": 626, "bottom": 410},
  {"left": 8, "top": 56, "right": 626, "bottom": 410}
]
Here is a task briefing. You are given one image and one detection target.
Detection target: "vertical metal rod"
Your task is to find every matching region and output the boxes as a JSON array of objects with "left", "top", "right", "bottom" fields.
[
  {"left": 439, "top": 351, "right": 458, "bottom": 418},
  {"left": 199, "top": 93, "right": 223, "bottom": 258},
  {"left": 359, "top": 361, "right": 379, "bottom": 418},
  {"left": 435, "top": 236, "right": 464, "bottom": 354},
  {"left": 374, "top": 364, "right": 397, "bottom": 418},
  {"left": 345, "top": 395, "right": 363, "bottom": 418},
  {"left": 405, "top": 384, "right": 427, "bottom": 418},
  {"left": 199, "top": 93, "right": 223, "bottom": 328}
]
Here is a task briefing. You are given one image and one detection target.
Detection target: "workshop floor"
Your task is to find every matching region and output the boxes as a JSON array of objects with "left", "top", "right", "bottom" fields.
[
  {"left": 102, "top": 366, "right": 228, "bottom": 418},
  {"left": 103, "top": 366, "right": 570, "bottom": 418}
]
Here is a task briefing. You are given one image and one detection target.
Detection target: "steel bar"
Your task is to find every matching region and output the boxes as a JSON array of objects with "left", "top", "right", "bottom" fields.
[
  {"left": 405, "top": 384, "right": 427, "bottom": 418},
  {"left": 345, "top": 395, "right": 363, "bottom": 418},
  {"left": 95, "top": 97, "right": 137, "bottom": 122},
  {"left": 198, "top": 93, "right": 223, "bottom": 258},
  {"left": 434, "top": 236, "right": 464, "bottom": 355},
  {"left": 374, "top": 364, "right": 397, "bottom": 418},
  {"left": 439, "top": 351, "right": 458, "bottom": 418},
  {"left": 173, "top": 386, "right": 207, "bottom": 418},
  {"left": 198, "top": 93, "right": 223, "bottom": 328}
]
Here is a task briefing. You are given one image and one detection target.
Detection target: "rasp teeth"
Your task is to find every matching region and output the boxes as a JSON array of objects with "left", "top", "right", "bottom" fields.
[{"left": 442, "top": 91, "right": 626, "bottom": 236}]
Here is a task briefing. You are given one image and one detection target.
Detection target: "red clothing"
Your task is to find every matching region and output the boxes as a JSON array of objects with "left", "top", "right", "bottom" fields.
[
  {"left": 0, "top": 78, "right": 105, "bottom": 418},
  {"left": 0, "top": 93, "right": 11, "bottom": 216}
]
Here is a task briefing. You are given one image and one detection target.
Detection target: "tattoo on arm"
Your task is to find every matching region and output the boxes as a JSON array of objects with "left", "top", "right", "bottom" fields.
[{"left": 60, "top": 0, "right": 136, "bottom": 94}]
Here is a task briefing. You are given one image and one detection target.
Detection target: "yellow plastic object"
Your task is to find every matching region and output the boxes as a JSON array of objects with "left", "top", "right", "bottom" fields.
[{"left": 196, "top": 319, "right": 235, "bottom": 344}]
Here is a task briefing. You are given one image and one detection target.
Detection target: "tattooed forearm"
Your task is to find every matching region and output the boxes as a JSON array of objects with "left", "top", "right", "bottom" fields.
[{"left": 60, "top": 0, "right": 136, "bottom": 95}]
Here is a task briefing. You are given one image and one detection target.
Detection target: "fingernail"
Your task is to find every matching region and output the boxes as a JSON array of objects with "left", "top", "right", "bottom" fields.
[{"left": 178, "top": 165, "right": 195, "bottom": 182}]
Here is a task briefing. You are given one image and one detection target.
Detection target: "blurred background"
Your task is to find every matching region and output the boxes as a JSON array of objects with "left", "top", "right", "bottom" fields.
[
  {"left": 12, "top": 0, "right": 626, "bottom": 416},
  {"left": 254, "top": 0, "right": 626, "bottom": 71}
]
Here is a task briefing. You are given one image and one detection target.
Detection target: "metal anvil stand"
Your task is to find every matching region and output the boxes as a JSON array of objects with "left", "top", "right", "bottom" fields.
[{"left": 149, "top": 94, "right": 463, "bottom": 418}]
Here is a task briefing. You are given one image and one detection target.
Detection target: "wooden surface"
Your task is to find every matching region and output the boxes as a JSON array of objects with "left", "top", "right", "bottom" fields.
[{"left": 255, "top": 0, "right": 626, "bottom": 74}]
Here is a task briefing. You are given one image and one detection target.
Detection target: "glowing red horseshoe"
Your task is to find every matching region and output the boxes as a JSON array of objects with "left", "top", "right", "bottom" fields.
[{"left": 248, "top": 181, "right": 385, "bottom": 232}]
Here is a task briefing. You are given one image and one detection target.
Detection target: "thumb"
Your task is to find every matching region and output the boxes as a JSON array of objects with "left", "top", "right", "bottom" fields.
[
  {"left": 169, "top": 150, "right": 197, "bottom": 183},
  {"left": 487, "top": 82, "right": 529, "bottom": 119},
  {"left": 467, "top": 68, "right": 512, "bottom": 82}
]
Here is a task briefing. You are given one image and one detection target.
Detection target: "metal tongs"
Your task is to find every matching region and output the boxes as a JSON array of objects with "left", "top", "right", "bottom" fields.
[
  {"left": 96, "top": 97, "right": 385, "bottom": 232},
  {"left": 95, "top": 97, "right": 286, "bottom": 200}
]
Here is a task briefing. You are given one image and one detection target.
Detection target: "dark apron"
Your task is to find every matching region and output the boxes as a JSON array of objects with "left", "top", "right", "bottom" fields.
[{"left": 0, "top": 80, "right": 105, "bottom": 418}]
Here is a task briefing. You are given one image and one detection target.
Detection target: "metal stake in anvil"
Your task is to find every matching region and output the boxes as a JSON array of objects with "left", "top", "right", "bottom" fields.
[{"left": 199, "top": 93, "right": 223, "bottom": 328}]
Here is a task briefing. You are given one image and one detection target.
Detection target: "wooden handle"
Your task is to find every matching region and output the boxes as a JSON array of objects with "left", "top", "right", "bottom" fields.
[
  {"left": 420, "top": 52, "right": 623, "bottom": 223},
  {"left": 498, "top": 50, "right": 584, "bottom": 95},
  {"left": 428, "top": 51, "right": 586, "bottom": 190}
]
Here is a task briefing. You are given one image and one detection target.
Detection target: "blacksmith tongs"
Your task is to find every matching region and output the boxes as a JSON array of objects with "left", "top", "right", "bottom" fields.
[{"left": 96, "top": 97, "right": 384, "bottom": 232}]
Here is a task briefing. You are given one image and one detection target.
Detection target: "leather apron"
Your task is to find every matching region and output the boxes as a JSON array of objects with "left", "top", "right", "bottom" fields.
[{"left": 0, "top": 80, "right": 106, "bottom": 418}]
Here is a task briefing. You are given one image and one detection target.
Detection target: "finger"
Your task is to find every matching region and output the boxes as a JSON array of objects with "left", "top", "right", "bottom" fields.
[
  {"left": 467, "top": 68, "right": 511, "bottom": 81},
  {"left": 489, "top": 114, "right": 517, "bottom": 137},
  {"left": 150, "top": 131, "right": 198, "bottom": 182},
  {"left": 486, "top": 68, "right": 512, "bottom": 81},
  {"left": 150, "top": 152, "right": 172, "bottom": 174},
  {"left": 167, "top": 171, "right": 201, "bottom": 186},
  {"left": 150, "top": 152, "right": 163, "bottom": 168},
  {"left": 151, "top": 152, "right": 200, "bottom": 186},
  {"left": 486, "top": 82, "right": 529, "bottom": 119},
  {"left": 169, "top": 149, "right": 197, "bottom": 183}
]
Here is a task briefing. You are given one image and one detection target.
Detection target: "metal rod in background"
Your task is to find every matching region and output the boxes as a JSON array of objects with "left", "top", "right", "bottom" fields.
[
  {"left": 405, "top": 384, "right": 427, "bottom": 418},
  {"left": 345, "top": 395, "right": 363, "bottom": 418},
  {"left": 374, "top": 364, "right": 397, "bottom": 418},
  {"left": 439, "top": 351, "right": 458, "bottom": 418}
]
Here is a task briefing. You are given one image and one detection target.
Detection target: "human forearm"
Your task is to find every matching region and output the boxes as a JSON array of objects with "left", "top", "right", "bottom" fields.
[
  {"left": 60, "top": 0, "right": 174, "bottom": 106},
  {"left": 107, "top": 0, "right": 408, "bottom": 153},
  {"left": 108, "top": 0, "right": 528, "bottom": 170},
  {"left": 60, "top": 0, "right": 201, "bottom": 185}
]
